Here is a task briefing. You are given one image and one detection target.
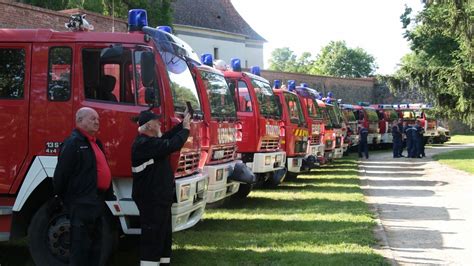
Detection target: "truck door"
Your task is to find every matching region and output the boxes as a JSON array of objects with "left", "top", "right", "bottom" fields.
[
  {"left": 27, "top": 44, "right": 75, "bottom": 170},
  {"left": 0, "top": 44, "right": 31, "bottom": 193},
  {"left": 76, "top": 44, "right": 159, "bottom": 177},
  {"left": 229, "top": 79, "right": 257, "bottom": 152}
]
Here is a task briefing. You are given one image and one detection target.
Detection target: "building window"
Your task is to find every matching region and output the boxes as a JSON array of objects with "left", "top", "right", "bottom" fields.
[
  {"left": 213, "top": 47, "right": 219, "bottom": 59},
  {"left": 48, "top": 47, "right": 72, "bottom": 101},
  {"left": 0, "top": 48, "right": 25, "bottom": 99}
]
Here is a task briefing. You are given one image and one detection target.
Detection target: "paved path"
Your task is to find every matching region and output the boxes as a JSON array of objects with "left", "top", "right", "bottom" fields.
[{"left": 360, "top": 144, "right": 474, "bottom": 265}]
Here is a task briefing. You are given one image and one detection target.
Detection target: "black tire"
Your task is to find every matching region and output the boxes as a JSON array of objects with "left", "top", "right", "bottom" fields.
[
  {"left": 439, "top": 135, "right": 447, "bottom": 143},
  {"left": 232, "top": 183, "right": 253, "bottom": 199},
  {"left": 28, "top": 200, "right": 117, "bottom": 266}
]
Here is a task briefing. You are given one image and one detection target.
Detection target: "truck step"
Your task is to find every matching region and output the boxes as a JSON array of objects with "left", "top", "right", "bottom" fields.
[
  {"left": 0, "top": 206, "right": 13, "bottom": 215},
  {"left": 0, "top": 206, "right": 13, "bottom": 241}
]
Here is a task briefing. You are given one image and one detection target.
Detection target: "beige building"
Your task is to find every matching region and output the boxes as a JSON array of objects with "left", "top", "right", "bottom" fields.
[{"left": 172, "top": 0, "right": 266, "bottom": 68}]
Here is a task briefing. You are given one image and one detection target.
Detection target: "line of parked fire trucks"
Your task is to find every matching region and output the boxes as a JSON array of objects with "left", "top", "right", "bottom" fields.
[{"left": 0, "top": 9, "right": 450, "bottom": 265}]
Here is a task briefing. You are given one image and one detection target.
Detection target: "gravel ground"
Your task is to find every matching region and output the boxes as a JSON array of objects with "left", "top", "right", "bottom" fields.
[{"left": 360, "top": 144, "right": 474, "bottom": 265}]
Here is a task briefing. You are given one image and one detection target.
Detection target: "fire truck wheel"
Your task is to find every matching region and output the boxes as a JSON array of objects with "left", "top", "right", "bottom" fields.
[
  {"left": 426, "top": 137, "right": 434, "bottom": 145},
  {"left": 233, "top": 183, "right": 252, "bottom": 199},
  {"left": 28, "top": 200, "right": 117, "bottom": 266}
]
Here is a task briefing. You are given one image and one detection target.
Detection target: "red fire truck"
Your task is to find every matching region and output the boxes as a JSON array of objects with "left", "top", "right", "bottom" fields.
[
  {"left": 194, "top": 60, "right": 252, "bottom": 204},
  {"left": 0, "top": 10, "right": 209, "bottom": 265},
  {"left": 325, "top": 103, "right": 345, "bottom": 158},
  {"left": 223, "top": 62, "right": 286, "bottom": 193},
  {"left": 371, "top": 104, "right": 400, "bottom": 146},
  {"left": 393, "top": 103, "right": 438, "bottom": 143},
  {"left": 353, "top": 105, "right": 381, "bottom": 145},
  {"left": 273, "top": 82, "right": 311, "bottom": 179},
  {"left": 318, "top": 101, "right": 337, "bottom": 162},
  {"left": 293, "top": 85, "right": 326, "bottom": 165},
  {"left": 340, "top": 104, "right": 360, "bottom": 148}
]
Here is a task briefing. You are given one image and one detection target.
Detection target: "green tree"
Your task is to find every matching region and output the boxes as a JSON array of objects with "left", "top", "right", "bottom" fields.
[
  {"left": 311, "top": 41, "right": 377, "bottom": 78},
  {"left": 385, "top": 1, "right": 473, "bottom": 125},
  {"left": 268, "top": 48, "right": 314, "bottom": 73}
]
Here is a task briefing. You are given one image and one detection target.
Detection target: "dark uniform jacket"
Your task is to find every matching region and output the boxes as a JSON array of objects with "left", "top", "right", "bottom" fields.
[
  {"left": 359, "top": 127, "right": 369, "bottom": 143},
  {"left": 53, "top": 129, "right": 114, "bottom": 206},
  {"left": 131, "top": 123, "right": 189, "bottom": 205},
  {"left": 392, "top": 124, "right": 402, "bottom": 140}
]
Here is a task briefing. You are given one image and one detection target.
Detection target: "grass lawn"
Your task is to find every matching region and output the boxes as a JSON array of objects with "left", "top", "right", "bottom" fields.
[
  {"left": 448, "top": 133, "right": 474, "bottom": 144},
  {"left": 111, "top": 155, "right": 386, "bottom": 265},
  {"left": 433, "top": 148, "right": 474, "bottom": 174},
  {"left": 0, "top": 155, "right": 386, "bottom": 265}
]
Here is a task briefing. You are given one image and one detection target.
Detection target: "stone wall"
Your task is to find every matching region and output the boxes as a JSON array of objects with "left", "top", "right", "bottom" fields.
[
  {"left": 258, "top": 69, "right": 376, "bottom": 104},
  {"left": 0, "top": 0, "right": 127, "bottom": 32}
]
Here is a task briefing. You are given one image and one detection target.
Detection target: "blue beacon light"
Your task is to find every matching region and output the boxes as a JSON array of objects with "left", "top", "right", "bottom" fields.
[
  {"left": 250, "top": 66, "right": 261, "bottom": 76},
  {"left": 288, "top": 80, "right": 296, "bottom": 91},
  {"left": 201, "top": 53, "right": 213, "bottom": 67},
  {"left": 231, "top": 58, "right": 241, "bottom": 72},
  {"left": 274, "top": 80, "right": 281, "bottom": 89},
  {"left": 157, "top": 26, "right": 172, "bottom": 33},
  {"left": 300, "top": 83, "right": 308, "bottom": 88},
  {"left": 128, "top": 9, "right": 148, "bottom": 32}
]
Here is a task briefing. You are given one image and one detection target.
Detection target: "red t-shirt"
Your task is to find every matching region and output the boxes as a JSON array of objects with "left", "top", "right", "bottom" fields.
[{"left": 78, "top": 129, "right": 111, "bottom": 191}]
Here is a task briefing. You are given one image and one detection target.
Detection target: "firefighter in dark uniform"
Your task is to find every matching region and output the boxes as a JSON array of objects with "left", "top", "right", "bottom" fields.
[
  {"left": 131, "top": 109, "right": 191, "bottom": 266},
  {"left": 414, "top": 120, "right": 425, "bottom": 158},
  {"left": 398, "top": 119, "right": 405, "bottom": 157},
  {"left": 405, "top": 124, "right": 416, "bottom": 158},
  {"left": 391, "top": 120, "right": 402, "bottom": 158},
  {"left": 358, "top": 125, "right": 369, "bottom": 159},
  {"left": 53, "top": 107, "right": 114, "bottom": 266}
]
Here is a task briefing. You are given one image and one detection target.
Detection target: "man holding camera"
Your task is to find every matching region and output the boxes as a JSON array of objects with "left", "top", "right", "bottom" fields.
[{"left": 131, "top": 109, "right": 191, "bottom": 266}]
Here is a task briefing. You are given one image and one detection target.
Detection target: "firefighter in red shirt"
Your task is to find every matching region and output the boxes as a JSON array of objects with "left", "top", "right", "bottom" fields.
[
  {"left": 53, "top": 107, "right": 114, "bottom": 266},
  {"left": 131, "top": 109, "right": 191, "bottom": 266}
]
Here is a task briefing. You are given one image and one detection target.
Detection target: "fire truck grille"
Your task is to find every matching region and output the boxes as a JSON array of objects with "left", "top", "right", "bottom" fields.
[
  {"left": 294, "top": 140, "right": 307, "bottom": 153},
  {"left": 311, "top": 135, "right": 321, "bottom": 145},
  {"left": 210, "top": 146, "right": 236, "bottom": 163},
  {"left": 176, "top": 152, "right": 200, "bottom": 174},
  {"left": 260, "top": 138, "right": 279, "bottom": 151}
]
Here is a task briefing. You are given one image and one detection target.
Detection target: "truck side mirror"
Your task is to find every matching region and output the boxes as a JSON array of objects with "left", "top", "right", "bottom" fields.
[{"left": 140, "top": 51, "right": 155, "bottom": 87}]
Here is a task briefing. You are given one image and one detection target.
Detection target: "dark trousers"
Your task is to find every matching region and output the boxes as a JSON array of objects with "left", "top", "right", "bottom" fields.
[
  {"left": 407, "top": 137, "right": 415, "bottom": 158},
  {"left": 358, "top": 141, "right": 369, "bottom": 159},
  {"left": 393, "top": 138, "right": 402, "bottom": 157},
  {"left": 136, "top": 201, "right": 172, "bottom": 262},
  {"left": 69, "top": 201, "right": 104, "bottom": 266}
]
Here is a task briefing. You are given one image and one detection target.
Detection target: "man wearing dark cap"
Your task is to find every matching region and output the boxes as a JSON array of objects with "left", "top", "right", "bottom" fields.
[{"left": 131, "top": 109, "right": 191, "bottom": 266}]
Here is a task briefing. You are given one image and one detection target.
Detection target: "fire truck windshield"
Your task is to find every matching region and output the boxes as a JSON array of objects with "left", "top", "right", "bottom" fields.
[
  {"left": 161, "top": 51, "right": 202, "bottom": 114},
  {"left": 327, "top": 105, "right": 341, "bottom": 128},
  {"left": 343, "top": 109, "right": 356, "bottom": 122},
  {"left": 200, "top": 70, "right": 236, "bottom": 119},
  {"left": 284, "top": 92, "right": 306, "bottom": 125},
  {"left": 305, "top": 98, "right": 324, "bottom": 120},
  {"left": 251, "top": 78, "right": 281, "bottom": 118},
  {"left": 384, "top": 109, "right": 399, "bottom": 121},
  {"left": 366, "top": 109, "right": 379, "bottom": 122}
]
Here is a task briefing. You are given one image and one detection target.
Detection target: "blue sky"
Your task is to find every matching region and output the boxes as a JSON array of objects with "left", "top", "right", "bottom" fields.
[{"left": 231, "top": 0, "right": 423, "bottom": 75}]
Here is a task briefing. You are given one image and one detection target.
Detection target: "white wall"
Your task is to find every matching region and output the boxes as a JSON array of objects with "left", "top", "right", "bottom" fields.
[{"left": 175, "top": 25, "right": 264, "bottom": 69}]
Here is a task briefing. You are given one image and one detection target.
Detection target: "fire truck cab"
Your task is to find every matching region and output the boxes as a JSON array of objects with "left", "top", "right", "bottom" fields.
[
  {"left": 273, "top": 81, "right": 311, "bottom": 179},
  {"left": 0, "top": 10, "right": 209, "bottom": 265},
  {"left": 194, "top": 60, "right": 250, "bottom": 204},
  {"left": 394, "top": 103, "right": 438, "bottom": 143},
  {"left": 293, "top": 85, "right": 325, "bottom": 165},
  {"left": 371, "top": 104, "right": 399, "bottom": 146},
  {"left": 325, "top": 102, "right": 344, "bottom": 158},
  {"left": 223, "top": 63, "right": 286, "bottom": 193},
  {"left": 340, "top": 104, "right": 360, "bottom": 148},
  {"left": 353, "top": 105, "right": 381, "bottom": 145}
]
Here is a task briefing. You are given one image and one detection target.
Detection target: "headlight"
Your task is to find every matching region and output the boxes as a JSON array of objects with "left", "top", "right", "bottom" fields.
[
  {"left": 197, "top": 179, "right": 206, "bottom": 192},
  {"left": 215, "top": 169, "right": 224, "bottom": 182},
  {"left": 275, "top": 154, "right": 282, "bottom": 163},
  {"left": 265, "top": 156, "right": 271, "bottom": 165},
  {"left": 180, "top": 184, "right": 191, "bottom": 202}
]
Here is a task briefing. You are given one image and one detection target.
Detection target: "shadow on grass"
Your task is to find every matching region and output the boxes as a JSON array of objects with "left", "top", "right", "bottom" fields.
[{"left": 111, "top": 245, "right": 388, "bottom": 266}]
